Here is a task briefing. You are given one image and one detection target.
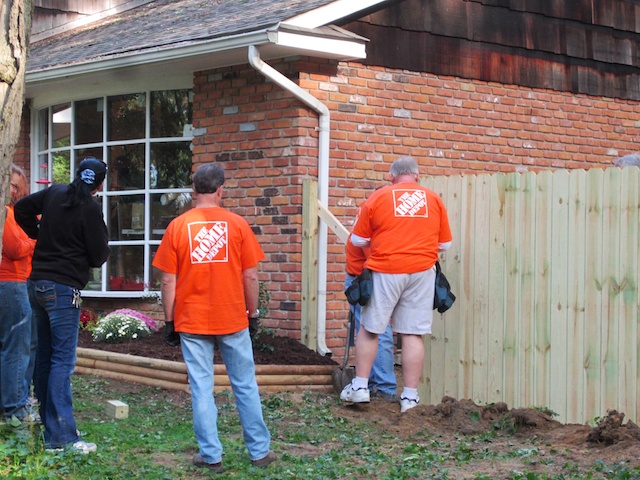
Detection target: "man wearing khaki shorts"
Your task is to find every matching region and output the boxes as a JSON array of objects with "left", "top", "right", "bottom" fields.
[{"left": 340, "top": 156, "right": 452, "bottom": 413}]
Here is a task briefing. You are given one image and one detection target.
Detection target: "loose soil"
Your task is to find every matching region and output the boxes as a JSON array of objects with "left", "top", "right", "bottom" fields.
[
  {"left": 336, "top": 399, "right": 640, "bottom": 478},
  {"left": 78, "top": 330, "right": 640, "bottom": 477}
]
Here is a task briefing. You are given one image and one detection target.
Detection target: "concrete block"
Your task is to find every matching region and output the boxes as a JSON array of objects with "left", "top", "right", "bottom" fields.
[{"left": 106, "top": 399, "right": 129, "bottom": 419}]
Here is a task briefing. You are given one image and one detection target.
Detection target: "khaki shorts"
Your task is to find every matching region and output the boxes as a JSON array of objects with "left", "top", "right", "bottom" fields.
[{"left": 361, "top": 267, "right": 436, "bottom": 335}]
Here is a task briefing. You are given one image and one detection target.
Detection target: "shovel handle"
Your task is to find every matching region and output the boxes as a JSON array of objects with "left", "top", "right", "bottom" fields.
[
  {"left": 348, "top": 307, "right": 356, "bottom": 347},
  {"left": 342, "top": 308, "right": 356, "bottom": 369}
]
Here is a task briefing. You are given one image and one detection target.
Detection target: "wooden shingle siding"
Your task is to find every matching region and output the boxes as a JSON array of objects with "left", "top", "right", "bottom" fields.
[
  {"left": 342, "top": 0, "right": 640, "bottom": 100},
  {"left": 474, "top": 0, "right": 640, "bottom": 33}
]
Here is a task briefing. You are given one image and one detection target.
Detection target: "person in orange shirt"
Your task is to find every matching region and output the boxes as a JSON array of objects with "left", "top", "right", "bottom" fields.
[
  {"left": 0, "top": 165, "right": 37, "bottom": 422},
  {"left": 345, "top": 238, "right": 397, "bottom": 401},
  {"left": 153, "top": 163, "right": 275, "bottom": 473},
  {"left": 340, "top": 156, "right": 452, "bottom": 413}
]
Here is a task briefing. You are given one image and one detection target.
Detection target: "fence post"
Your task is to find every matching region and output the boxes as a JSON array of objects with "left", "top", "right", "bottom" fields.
[{"left": 302, "top": 179, "right": 319, "bottom": 350}]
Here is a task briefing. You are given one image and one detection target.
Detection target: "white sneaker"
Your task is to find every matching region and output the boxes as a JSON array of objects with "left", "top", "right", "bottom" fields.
[
  {"left": 340, "top": 382, "right": 370, "bottom": 403},
  {"left": 45, "top": 441, "right": 96, "bottom": 454},
  {"left": 72, "top": 441, "right": 97, "bottom": 454},
  {"left": 400, "top": 396, "right": 420, "bottom": 413}
]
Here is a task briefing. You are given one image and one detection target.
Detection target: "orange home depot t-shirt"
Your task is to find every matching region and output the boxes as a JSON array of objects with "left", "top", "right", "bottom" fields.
[
  {"left": 351, "top": 182, "right": 452, "bottom": 274},
  {"left": 0, "top": 206, "right": 35, "bottom": 282},
  {"left": 152, "top": 206, "right": 265, "bottom": 335}
]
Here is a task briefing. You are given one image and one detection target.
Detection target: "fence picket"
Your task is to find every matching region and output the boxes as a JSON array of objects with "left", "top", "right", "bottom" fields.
[
  {"left": 519, "top": 171, "right": 536, "bottom": 409},
  {"left": 601, "top": 169, "right": 622, "bottom": 419},
  {"left": 442, "top": 175, "right": 463, "bottom": 399},
  {"left": 503, "top": 173, "right": 521, "bottom": 408},
  {"left": 458, "top": 175, "right": 475, "bottom": 398},
  {"left": 583, "top": 168, "right": 604, "bottom": 422},
  {"left": 626, "top": 169, "right": 639, "bottom": 422},
  {"left": 534, "top": 170, "right": 553, "bottom": 410},
  {"left": 472, "top": 174, "right": 491, "bottom": 403},
  {"left": 617, "top": 168, "right": 638, "bottom": 421},
  {"left": 566, "top": 169, "right": 587, "bottom": 422},
  {"left": 549, "top": 170, "right": 570, "bottom": 420},
  {"left": 487, "top": 173, "right": 506, "bottom": 403}
]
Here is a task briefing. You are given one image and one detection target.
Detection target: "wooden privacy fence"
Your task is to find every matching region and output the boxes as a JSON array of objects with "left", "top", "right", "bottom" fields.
[{"left": 421, "top": 167, "right": 639, "bottom": 425}]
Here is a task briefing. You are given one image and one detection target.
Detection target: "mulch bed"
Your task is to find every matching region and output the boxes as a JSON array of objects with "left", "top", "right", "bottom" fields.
[{"left": 77, "top": 329, "right": 338, "bottom": 366}]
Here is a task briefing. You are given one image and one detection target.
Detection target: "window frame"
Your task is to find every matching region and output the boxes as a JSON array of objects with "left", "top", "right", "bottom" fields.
[{"left": 31, "top": 89, "right": 194, "bottom": 298}]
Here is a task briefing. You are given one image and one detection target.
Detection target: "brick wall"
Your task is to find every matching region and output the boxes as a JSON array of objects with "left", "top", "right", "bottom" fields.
[{"left": 324, "top": 62, "right": 639, "bottom": 176}]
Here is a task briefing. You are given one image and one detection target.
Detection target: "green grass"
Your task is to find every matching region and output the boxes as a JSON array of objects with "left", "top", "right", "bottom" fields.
[{"left": 1, "top": 376, "right": 639, "bottom": 479}]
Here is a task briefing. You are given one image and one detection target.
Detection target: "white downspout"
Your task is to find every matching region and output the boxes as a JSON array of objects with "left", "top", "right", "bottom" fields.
[{"left": 248, "top": 45, "right": 331, "bottom": 356}]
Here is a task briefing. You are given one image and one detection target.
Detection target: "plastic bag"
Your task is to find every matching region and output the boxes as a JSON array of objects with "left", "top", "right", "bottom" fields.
[
  {"left": 345, "top": 268, "right": 373, "bottom": 306},
  {"left": 433, "top": 261, "right": 456, "bottom": 313}
]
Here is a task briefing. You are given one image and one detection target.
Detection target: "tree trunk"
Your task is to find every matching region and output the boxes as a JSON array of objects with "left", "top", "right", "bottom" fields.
[{"left": 0, "top": 0, "right": 32, "bottom": 250}]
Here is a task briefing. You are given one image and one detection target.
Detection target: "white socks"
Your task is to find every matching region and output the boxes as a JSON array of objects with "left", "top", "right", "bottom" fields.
[
  {"left": 352, "top": 376, "right": 369, "bottom": 390},
  {"left": 401, "top": 387, "right": 418, "bottom": 400}
]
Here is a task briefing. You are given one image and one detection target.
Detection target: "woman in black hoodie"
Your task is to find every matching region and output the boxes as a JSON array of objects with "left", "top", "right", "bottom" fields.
[{"left": 15, "top": 157, "right": 110, "bottom": 454}]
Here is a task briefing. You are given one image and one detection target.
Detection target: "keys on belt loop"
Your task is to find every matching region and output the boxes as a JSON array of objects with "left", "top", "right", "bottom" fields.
[{"left": 72, "top": 289, "right": 82, "bottom": 308}]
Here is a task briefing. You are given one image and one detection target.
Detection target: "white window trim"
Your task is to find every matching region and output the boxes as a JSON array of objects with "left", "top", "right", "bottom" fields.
[{"left": 30, "top": 88, "right": 194, "bottom": 298}]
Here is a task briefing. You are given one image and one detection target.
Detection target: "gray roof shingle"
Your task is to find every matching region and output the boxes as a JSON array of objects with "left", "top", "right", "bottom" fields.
[{"left": 28, "top": 0, "right": 338, "bottom": 71}]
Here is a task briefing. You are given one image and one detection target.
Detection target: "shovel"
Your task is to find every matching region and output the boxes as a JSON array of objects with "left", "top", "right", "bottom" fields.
[{"left": 332, "top": 308, "right": 356, "bottom": 394}]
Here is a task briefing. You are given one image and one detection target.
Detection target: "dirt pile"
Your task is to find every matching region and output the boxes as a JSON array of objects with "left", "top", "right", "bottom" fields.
[
  {"left": 333, "top": 395, "right": 640, "bottom": 477},
  {"left": 587, "top": 410, "right": 640, "bottom": 445}
]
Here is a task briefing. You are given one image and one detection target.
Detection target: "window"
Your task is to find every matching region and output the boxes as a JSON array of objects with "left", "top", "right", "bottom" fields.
[{"left": 34, "top": 89, "right": 194, "bottom": 296}]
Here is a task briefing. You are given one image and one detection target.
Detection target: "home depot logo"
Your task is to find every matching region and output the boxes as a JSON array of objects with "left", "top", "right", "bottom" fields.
[
  {"left": 393, "top": 189, "right": 428, "bottom": 217},
  {"left": 189, "top": 221, "right": 228, "bottom": 263}
]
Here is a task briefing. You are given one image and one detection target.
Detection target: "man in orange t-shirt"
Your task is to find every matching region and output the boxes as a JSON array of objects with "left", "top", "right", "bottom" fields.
[
  {"left": 0, "top": 165, "right": 37, "bottom": 422},
  {"left": 340, "top": 156, "right": 452, "bottom": 413},
  {"left": 153, "top": 163, "right": 275, "bottom": 473}
]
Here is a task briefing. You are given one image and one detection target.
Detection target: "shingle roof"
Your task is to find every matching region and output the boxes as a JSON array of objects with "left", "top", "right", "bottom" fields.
[{"left": 28, "top": 0, "right": 338, "bottom": 72}]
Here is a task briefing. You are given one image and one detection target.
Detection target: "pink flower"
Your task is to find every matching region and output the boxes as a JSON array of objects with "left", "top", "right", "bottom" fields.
[{"left": 104, "top": 308, "right": 160, "bottom": 332}]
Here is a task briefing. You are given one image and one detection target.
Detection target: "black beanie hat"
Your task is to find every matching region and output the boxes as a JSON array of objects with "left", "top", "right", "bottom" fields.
[{"left": 76, "top": 157, "right": 107, "bottom": 187}]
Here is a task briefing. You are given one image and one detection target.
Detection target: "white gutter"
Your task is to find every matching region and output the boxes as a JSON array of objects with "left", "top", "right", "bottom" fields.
[
  {"left": 248, "top": 45, "right": 331, "bottom": 357},
  {"left": 285, "top": 0, "right": 390, "bottom": 29}
]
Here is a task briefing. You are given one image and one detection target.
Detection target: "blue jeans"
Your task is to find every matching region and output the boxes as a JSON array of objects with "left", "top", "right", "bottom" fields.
[
  {"left": 180, "top": 329, "right": 271, "bottom": 463},
  {"left": 25, "top": 312, "right": 37, "bottom": 399},
  {"left": 28, "top": 280, "right": 81, "bottom": 449},
  {"left": 0, "top": 282, "right": 32, "bottom": 418},
  {"left": 345, "top": 274, "right": 397, "bottom": 396}
]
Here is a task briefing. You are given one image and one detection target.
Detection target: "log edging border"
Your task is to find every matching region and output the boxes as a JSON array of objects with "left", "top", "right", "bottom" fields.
[{"left": 75, "top": 347, "right": 335, "bottom": 393}]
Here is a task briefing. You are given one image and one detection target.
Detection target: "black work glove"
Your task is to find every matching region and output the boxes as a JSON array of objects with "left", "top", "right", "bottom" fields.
[
  {"left": 249, "top": 316, "right": 260, "bottom": 341},
  {"left": 164, "top": 321, "right": 180, "bottom": 347}
]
